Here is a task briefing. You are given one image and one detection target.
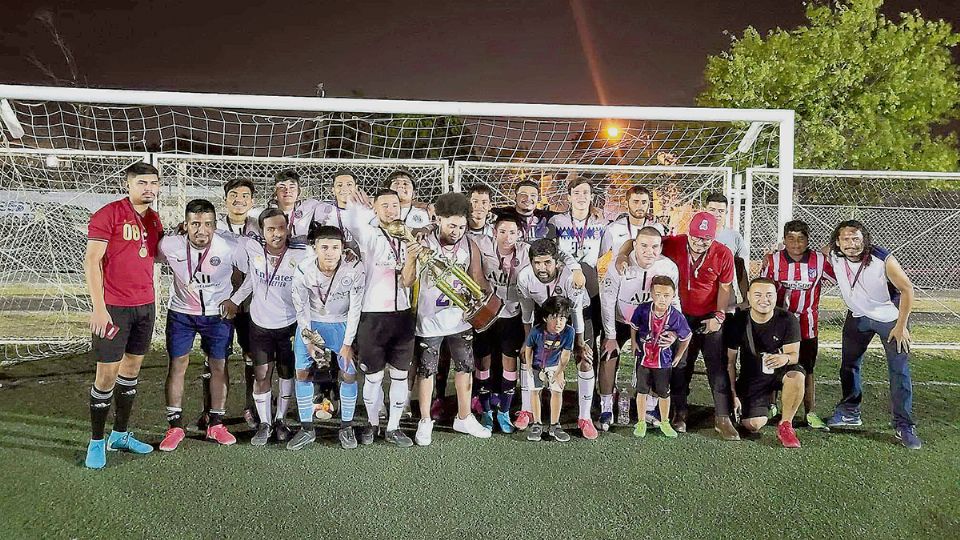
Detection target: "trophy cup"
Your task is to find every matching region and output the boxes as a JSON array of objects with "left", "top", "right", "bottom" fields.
[
  {"left": 301, "top": 328, "right": 332, "bottom": 368},
  {"left": 385, "top": 220, "right": 503, "bottom": 332}
]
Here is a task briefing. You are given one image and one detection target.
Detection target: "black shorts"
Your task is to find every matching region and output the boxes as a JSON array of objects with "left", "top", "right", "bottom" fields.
[
  {"left": 416, "top": 330, "right": 475, "bottom": 377},
  {"left": 798, "top": 337, "right": 818, "bottom": 373},
  {"left": 474, "top": 315, "right": 525, "bottom": 360},
  {"left": 230, "top": 311, "right": 252, "bottom": 357},
  {"left": 356, "top": 310, "right": 414, "bottom": 373},
  {"left": 91, "top": 303, "right": 156, "bottom": 364},
  {"left": 636, "top": 365, "right": 671, "bottom": 397},
  {"left": 249, "top": 321, "right": 296, "bottom": 378},
  {"left": 737, "top": 364, "right": 806, "bottom": 418}
]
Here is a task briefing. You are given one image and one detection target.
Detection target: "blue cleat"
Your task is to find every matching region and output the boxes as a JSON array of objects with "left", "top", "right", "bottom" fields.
[
  {"left": 480, "top": 411, "right": 494, "bottom": 431},
  {"left": 598, "top": 412, "right": 613, "bottom": 432},
  {"left": 496, "top": 411, "right": 514, "bottom": 434},
  {"left": 85, "top": 439, "right": 106, "bottom": 469},
  {"left": 826, "top": 411, "right": 862, "bottom": 428},
  {"left": 896, "top": 426, "right": 922, "bottom": 450},
  {"left": 107, "top": 431, "right": 154, "bottom": 454}
]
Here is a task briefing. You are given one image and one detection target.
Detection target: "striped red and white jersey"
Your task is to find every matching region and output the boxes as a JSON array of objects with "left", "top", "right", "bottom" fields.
[{"left": 761, "top": 249, "right": 836, "bottom": 339}]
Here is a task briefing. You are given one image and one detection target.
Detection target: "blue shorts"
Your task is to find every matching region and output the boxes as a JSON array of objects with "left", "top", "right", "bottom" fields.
[
  {"left": 294, "top": 320, "right": 348, "bottom": 371},
  {"left": 165, "top": 310, "right": 233, "bottom": 360}
]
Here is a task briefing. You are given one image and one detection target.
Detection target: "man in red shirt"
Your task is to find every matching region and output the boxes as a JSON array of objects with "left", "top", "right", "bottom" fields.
[{"left": 83, "top": 162, "right": 164, "bottom": 469}]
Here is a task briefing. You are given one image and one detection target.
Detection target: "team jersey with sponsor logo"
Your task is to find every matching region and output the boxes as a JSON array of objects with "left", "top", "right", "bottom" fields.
[
  {"left": 661, "top": 235, "right": 735, "bottom": 318},
  {"left": 599, "top": 214, "right": 665, "bottom": 258},
  {"left": 368, "top": 204, "right": 431, "bottom": 229},
  {"left": 230, "top": 238, "right": 310, "bottom": 329},
  {"left": 343, "top": 203, "right": 412, "bottom": 312},
  {"left": 158, "top": 231, "right": 246, "bottom": 317},
  {"left": 525, "top": 324, "right": 575, "bottom": 369},
  {"left": 600, "top": 253, "right": 680, "bottom": 336},
  {"left": 292, "top": 257, "right": 365, "bottom": 346},
  {"left": 492, "top": 207, "right": 554, "bottom": 241},
  {"left": 631, "top": 302, "right": 692, "bottom": 369},
  {"left": 761, "top": 249, "right": 835, "bottom": 339},
  {"left": 517, "top": 265, "right": 589, "bottom": 334},
  {"left": 87, "top": 198, "right": 163, "bottom": 306},
  {"left": 548, "top": 212, "right": 608, "bottom": 267},
  {"left": 415, "top": 232, "right": 475, "bottom": 337}
]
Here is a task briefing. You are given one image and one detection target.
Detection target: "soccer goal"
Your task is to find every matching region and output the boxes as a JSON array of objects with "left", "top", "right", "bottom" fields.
[{"left": 0, "top": 85, "right": 795, "bottom": 364}]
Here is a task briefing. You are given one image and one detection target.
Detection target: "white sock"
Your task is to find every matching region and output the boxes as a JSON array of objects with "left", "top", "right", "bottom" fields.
[
  {"left": 387, "top": 367, "right": 409, "bottom": 431},
  {"left": 600, "top": 393, "right": 614, "bottom": 414},
  {"left": 363, "top": 371, "right": 384, "bottom": 422},
  {"left": 519, "top": 369, "right": 533, "bottom": 412},
  {"left": 276, "top": 378, "right": 294, "bottom": 420},
  {"left": 578, "top": 369, "right": 596, "bottom": 420},
  {"left": 253, "top": 390, "right": 272, "bottom": 425}
]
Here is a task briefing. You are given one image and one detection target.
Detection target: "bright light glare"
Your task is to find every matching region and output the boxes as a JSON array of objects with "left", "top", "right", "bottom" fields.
[{"left": 605, "top": 126, "right": 620, "bottom": 138}]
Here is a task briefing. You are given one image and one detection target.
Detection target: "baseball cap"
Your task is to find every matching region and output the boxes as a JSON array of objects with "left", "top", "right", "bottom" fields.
[{"left": 688, "top": 211, "right": 717, "bottom": 239}]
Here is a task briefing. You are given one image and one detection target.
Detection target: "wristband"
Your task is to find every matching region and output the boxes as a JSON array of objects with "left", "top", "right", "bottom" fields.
[{"left": 713, "top": 311, "right": 726, "bottom": 323}]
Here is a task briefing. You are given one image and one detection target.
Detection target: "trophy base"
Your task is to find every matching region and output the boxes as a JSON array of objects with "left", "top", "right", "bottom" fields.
[{"left": 465, "top": 293, "right": 504, "bottom": 333}]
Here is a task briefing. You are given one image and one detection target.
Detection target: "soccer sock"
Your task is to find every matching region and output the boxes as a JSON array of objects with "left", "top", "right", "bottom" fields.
[
  {"left": 253, "top": 390, "right": 272, "bottom": 426},
  {"left": 244, "top": 359, "right": 256, "bottom": 411},
  {"left": 500, "top": 370, "right": 518, "bottom": 412},
  {"left": 340, "top": 381, "right": 358, "bottom": 426},
  {"left": 387, "top": 367, "right": 409, "bottom": 432},
  {"left": 89, "top": 386, "right": 113, "bottom": 440},
  {"left": 166, "top": 406, "right": 184, "bottom": 429},
  {"left": 600, "top": 393, "right": 614, "bottom": 415},
  {"left": 112, "top": 375, "right": 138, "bottom": 433},
  {"left": 276, "top": 378, "right": 294, "bottom": 421},
  {"left": 577, "top": 369, "right": 596, "bottom": 420},
  {"left": 362, "top": 370, "right": 384, "bottom": 423},
  {"left": 208, "top": 408, "right": 225, "bottom": 427},
  {"left": 295, "top": 380, "right": 315, "bottom": 425},
  {"left": 477, "top": 369, "right": 492, "bottom": 412},
  {"left": 519, "top": 369, "right": 533, "bottom": 412},
  {"left": 201, "top": 361, "right": 211, "bottom": 414}
]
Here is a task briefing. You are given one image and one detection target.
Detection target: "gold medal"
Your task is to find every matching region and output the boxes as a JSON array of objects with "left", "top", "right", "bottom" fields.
[{"left": 138, "top": 246, "right": 148, "bottom": 258}]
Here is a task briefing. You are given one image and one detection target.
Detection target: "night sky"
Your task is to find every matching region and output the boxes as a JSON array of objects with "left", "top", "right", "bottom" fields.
[{"left": 1, "top": 1, "right": 958, "bottom": 106}]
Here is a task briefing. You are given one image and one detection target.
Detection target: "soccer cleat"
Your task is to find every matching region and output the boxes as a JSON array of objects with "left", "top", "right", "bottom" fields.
[
  {"left": 251, "top": 423, "right": 272, "bottom": 446},
  {"left": 480, "top": 411, "right": 494, "bottom": 431},
  {"left": 206, "top": 424, "right": 237, "bottom": 446},
  {"left": 106, "top": 431, "right": 153, "bottom": 454},
  {"left": 358, "top": 424, "right": 379, "bottom": 445},
  {"left": 496, "top": 411, "right": 515, "bottom": 434},
  {"left": 715, "top": 416, "right": 741, "bottom": 441},
  {"left": 777, "top": 422, "right": 801, "bottom": 448},
  {"left": 159, "top": 427, "right": 186, "bottom": 452},
  {"left": 598, "top": 412, "right": 613, "bottom": 432},
  {"left": 633, "top": 420, "right": 647, "bottom": 438},
  {"left": 430, "top": 398, "right": 444, "bottom": 420},
  {"left": 454, "top": 414, "right": 492, "bottom": 439},
  {"left": 673, "top": 410, "right": 687, "bottom": 433},
  {"left": 273, "top": 420, "right": 292, "bottom": 443},
  {"left": 578, "top": 418, "right": 599, "bottom": 440},
  {"left": 514, "top": 410, "right": 533, "bottom": 431},
  {"left": 384, "top": 429, "right": 414, "bottom": 448},
  {"left": 896, "top": 426, "right": 922, "bottom": 450},
  {"left": 549, "top": 424, "right": 571, "bottom": 442},
  {"left": 415, "top": 419, "right": 435, "bottom": 447},
  {"left": 646, "top": 407, "right": 662, "bottom": 427},
  {"left": 339, "top": 426, "right": 358, "bottom": 449},
  {"left": 314, "top": 398, "right": 335, "bottom": 421},
  {"left": 826, "top": 411, "right": 863, "bottom": 427},
  {"left": 527, "top": 423, "right": 543, "bottom": 442},
  {"left": 196, "top": 412, "right": 209, "bottom": 431},
  {"left": 659, "top": 420, "right": 678, "bottom": 438},
  {"left": 471, "top": 395, "right": 483, "bottom": 416},
  {"left": 242, "top": 408, "right": 259, "bottom": 430},
  {"left": 805, "top": 412, "right": 830, "bottom": 431},
  {"left": 286, "top": 428, "right": 316, "bottom": 450},
  {"left": 84, "top": 439, "right": 106, "bottom": 469}
]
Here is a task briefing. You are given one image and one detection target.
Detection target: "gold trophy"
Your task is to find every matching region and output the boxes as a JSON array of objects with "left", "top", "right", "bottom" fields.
[
  {"left": 385, "top": 220, "right": 503, "bottom": 332},
  {"left": 301, "top": 328, "right": 332, "bottom": 368}
]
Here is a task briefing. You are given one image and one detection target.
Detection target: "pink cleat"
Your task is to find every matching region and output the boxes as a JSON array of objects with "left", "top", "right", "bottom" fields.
[{"left": 159, "top": 427, "right": 185, "bottom": 452}]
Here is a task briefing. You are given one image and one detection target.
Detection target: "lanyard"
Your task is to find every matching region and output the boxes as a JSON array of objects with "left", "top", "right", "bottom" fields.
[
  {"left": 842, "top": 258, "right": 867, "bottom": 291},
  {"left": 626, "top": 217, "right": 650, "bottom": 240},
  {"left": 227, "top": 218, "right": 247, "bottom": 237},
  {"left": 127, "top": 198, "right": 148, "bottom": 254},
  {"left": 569, "top": 212, "right": 588, "bottom": 257},
  {"left": 380, "top": 228, "right": 402, "bottom": 311},
  {"left": 686, "top": 246, "right": 708, "bottom": 289},
  {"left": 287, "top": 201, "right": 300, "bottom": 236},
  {"left": 497, "top": 244, "right": 518, "bottom": 289},
  {"left": 187, "top": 242, "right": 212, "bottom": 283},
  {"left": 263, "top": 245, "right": 288, "bottom": 300},
  {"left": 545, "top": 270, "right": 563, "bottom": 298},
  {"left": 316, "top": 259, "right": 341, "bottom": 306}
]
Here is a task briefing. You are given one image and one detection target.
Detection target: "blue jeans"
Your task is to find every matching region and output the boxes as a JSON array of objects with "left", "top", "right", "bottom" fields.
[{"left": 835, "top": 312, "right": 914, "bottom": 429}]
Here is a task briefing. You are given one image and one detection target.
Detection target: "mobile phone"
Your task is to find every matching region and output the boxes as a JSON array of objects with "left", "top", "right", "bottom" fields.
[{"left": 104, "top": 322, "right": 120, "bottom": 340}]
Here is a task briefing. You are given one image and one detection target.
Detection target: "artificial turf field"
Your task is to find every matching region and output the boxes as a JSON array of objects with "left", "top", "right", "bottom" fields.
[{"left": 0, "top": 347, "right": 958, "bottom": 539}]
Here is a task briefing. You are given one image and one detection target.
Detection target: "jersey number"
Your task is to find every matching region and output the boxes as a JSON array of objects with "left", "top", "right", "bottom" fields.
[
  {"left": 122, "top": 223, "right": 142, "bottom": 241},
  {"left": 436, "top": 279, "right": 464, "bottom": 307}
]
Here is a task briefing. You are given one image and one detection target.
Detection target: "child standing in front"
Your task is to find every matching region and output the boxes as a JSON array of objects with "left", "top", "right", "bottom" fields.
[{"left": 522, "top": 296, "right": 575, "bottom": 442}]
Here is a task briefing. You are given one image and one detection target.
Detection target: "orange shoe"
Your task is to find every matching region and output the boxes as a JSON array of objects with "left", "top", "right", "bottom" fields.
[
  {"left": 206, "top": 424, "right": 237, "bottom": 446},
  {"left": 578, "top": 418, "right": 599, "bottom": 440},
  {"left": 159, "top": 427, "right": 185, "bottom": 452}
]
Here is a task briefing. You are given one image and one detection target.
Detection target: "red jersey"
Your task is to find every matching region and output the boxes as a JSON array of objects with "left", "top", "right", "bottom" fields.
[
  {"left": 661, "top": 235, "right": 734, "bottom": 318},
  {"left": 761, "top": 249, "right": 836, "bottom": 339},
  {"left": 88, "top": 198, "right": 163, "bottom": 307}
]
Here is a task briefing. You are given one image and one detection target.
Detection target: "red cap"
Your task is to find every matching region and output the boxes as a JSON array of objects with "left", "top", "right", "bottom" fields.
[{"left": 688, "top": 211, "right": 717, "bottom": 239}]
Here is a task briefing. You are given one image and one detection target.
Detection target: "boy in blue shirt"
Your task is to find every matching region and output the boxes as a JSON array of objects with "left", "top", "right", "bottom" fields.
[{"left": 522, "top": 296, "right": 575, "bottom": 442}]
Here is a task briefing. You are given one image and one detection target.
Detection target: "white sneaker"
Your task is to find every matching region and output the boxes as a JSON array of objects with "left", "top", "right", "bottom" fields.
[
  {"left": 453, "top": 414, "right": 492, "bottom": 438},
  {"left": 415, "top": 418, "right": 434, "bottom": 446}
]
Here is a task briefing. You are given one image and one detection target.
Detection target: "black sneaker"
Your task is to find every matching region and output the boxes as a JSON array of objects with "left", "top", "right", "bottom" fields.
[
  {"left": 339, "top": 426, "right": 358, "bottom": 449},
  {"left": 242, "top": 408, "right": 259, "bottom": 430},
  {"left": 286, "top": 428, "right": 316, "bottom": 450},
  {"left": 251, "top": 422, "right": 272, "bottom": 446},
  {"left": 527, "top": 422, "right": 543, "bottom": 442},
  {"left": 273, "top": 420, "right": 292, "bottom": 443},
  {"left": 384, "top": 429, "right": 413, "bottom": 448},
  {"left": 549, "top": 423, "right": 571, "bottom": 442},
  {"left": 358, "top": 423, "right": 379, "bottom": 445}
]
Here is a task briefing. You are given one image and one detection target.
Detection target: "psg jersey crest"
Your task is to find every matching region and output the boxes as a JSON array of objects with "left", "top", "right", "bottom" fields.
[{"left": 209, "top": 256, "right": 222, "bottom": 267}]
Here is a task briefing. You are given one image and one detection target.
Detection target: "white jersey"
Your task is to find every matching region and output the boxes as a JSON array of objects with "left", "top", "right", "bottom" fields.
[
  {"left": 158, "top": 232, "right": 246, "bottom": 317},
  {"left": 548, "top": 212, "right": 608, "bottom": 268},
  {"left": 416, "top": 232, "right": 475, "bottom": 337},
  {"left": 599, "top": 214, "right": 666, "bottom": 258},
  {"left": 312, "top": 201, "right": 362, "bottom": 255},
  {"left": 281, "top": 199, "right": 323, "bottom": 243},
  {"left": 368, "top": 204, "right": 431, "bottom": 229},
  {"left": 518, "top": 265, "right": 589, "bottom": 334},
  {"left": 716, "top": 227, "right": 749, "bottom": 309},
  {"left": 830, "top": 247, "right": 901, "bottom": 323},
  {"left": 344, "top": 202, "right": 412, "bottom": 312},
  {"left": 467, "top": 223, "right": 493, "bottom": 239},
  {"left": 216, "top": 213, "right": 261, "bottom": 241},
  {"left": 600, "top": 254, "right": 680, "bottom": 336},
  {"left": 292, "top": 257, "right": 365, "bottom": 346},
  {"left": 231, "top": 238, "right": 310, "bottom": 329}
]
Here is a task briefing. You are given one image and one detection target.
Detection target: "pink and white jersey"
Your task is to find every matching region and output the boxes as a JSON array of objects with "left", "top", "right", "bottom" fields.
[
  {"left": 158, "top": 231, "right": 246, "bottom": 317},
  {"left": 762, "top": 249, "right": 835, "bottom": 339},
  {"left": 231, "top": 238, "right": 310, "bottom": 329},
  {"left": 344, "top": 203, "right": 412, "bottom": 312},
  {"left": 600, "top": 254, "right": 680, "bottom": 336},
  {"left": 467, "top": 223, "right": 494, "bottom": 239},
  {"left": 282, "top": 199, "right": 323, "bottom": 243},
  {"left": 599, "top": 214, "right": 665, "bottom": 258},
  {"left": 367, "top": 204, "right": 431, "bottom": 229},
  {"left": 292, "top": 257, "right": 365, "bottom": 346},
  {"left": 416, "top": 232, "right": 475, "bottom": 338},
  {"left": 517, "top": 265, "right": 589, "bottom": 333}
]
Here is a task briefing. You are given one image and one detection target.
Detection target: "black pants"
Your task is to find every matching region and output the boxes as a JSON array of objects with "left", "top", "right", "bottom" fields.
[{"left": 670, "top": 314, "right": 732, "bottom": 417}]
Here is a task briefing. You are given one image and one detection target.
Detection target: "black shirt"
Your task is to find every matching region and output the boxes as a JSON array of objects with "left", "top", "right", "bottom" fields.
[{"left": 724, "top": 307, "right": 800, "bottom": 380}]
